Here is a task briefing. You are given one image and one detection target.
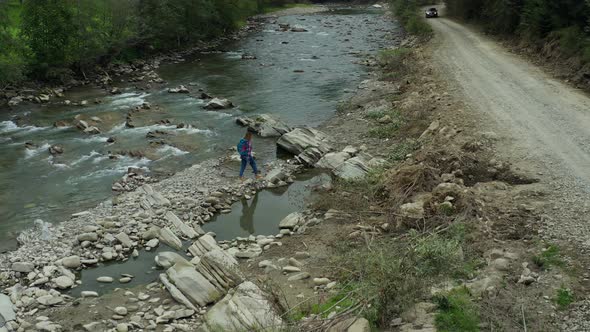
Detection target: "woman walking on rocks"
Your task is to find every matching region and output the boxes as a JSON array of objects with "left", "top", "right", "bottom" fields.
[{"left": 237, "top": 131, "right": 262, "bottom": 181}]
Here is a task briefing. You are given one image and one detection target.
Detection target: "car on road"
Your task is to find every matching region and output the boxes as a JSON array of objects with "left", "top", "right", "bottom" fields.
[{"left": 425, "top": 8, "right": 438, "bottom": 18}]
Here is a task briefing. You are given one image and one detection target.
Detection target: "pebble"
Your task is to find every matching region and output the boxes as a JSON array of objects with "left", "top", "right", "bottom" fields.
[
  {"left": 313, "top": 277, "right": 331, "bottom": 286},
  {"left": 81, "top": 291, "right": 99, "bottom": 298},
  {"left": 97, "top": 276, "right": 114, "bottom": 283},
  {"left": 282, "top": 266, "right": 301, "bottom": 273},
  {"left": 114, "top": 306, "right": 128, "bottom": 316},
  {"left": 119, "top": 277, "right": 132, "bottom": 283}
]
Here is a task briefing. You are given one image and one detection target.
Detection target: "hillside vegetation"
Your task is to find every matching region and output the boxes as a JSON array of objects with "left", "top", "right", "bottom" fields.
[
  {"left": 445, "top": 0, "right": 590, "bottom": 64},
  {"left": 0, "top": 0, "right": 306, "bottom": 85}
]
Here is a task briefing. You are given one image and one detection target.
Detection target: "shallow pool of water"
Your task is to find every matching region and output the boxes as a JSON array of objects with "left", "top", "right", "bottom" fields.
[{"left": 70, "top": 172, "right": 330, "bottom": 295}]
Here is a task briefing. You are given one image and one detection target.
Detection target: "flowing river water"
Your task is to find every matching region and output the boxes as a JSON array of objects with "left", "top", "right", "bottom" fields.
[{"left": 0, "top": 7, "right": 400, "bottom": 246}]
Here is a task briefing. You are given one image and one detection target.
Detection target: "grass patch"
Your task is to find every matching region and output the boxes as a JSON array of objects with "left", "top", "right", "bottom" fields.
[
  {"left": 434, "top": 287, "right": 480, "bottom": 332},
  {"left": 389, "top": 0, "right": 433, "bottom": 37},
  {"left": 554, "top": 286, "right": 574, "bottom": 310},
  {"left": 288, "top": 285, "right": 356, "bottom": 322},
  {"left": 368, "top": 123, "right": 402, "bottom": 139},
  {"left": 387, "top": 140, "right": 419, "bottom": 162},
  {"left": 532, "top": 244, "right": 565, "bottom": 270},
  {"left": 378, "top": 47, "right": 412, "bottom": 72},
  {"left": 332, "top": 229, "right": 465, "bottom": 327},
  {"left": 367, "top": 109, "right": 404, "bottom": 139}
]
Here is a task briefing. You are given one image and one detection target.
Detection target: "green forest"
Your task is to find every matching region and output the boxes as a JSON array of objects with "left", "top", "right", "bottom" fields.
[
  {"left": 0, "top": 0, "right": 307, "bottom": 85},
  {"left": 445, "top": 0, "right": 590, "bottom": 62}
]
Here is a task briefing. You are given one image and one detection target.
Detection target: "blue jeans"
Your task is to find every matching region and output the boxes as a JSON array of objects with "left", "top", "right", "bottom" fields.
[{"left": 240, "top": 156, "right": 259, "bottom": 177}]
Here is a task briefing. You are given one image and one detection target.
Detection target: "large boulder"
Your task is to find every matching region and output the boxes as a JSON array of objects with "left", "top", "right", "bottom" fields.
[
  {"left": 277, "top": 128, "right": 332, "bottom": 155},
  {"left": 236, "top": 114, "right": 291, "bottom": 137},
  {"left": 166, "top": 262, "right": 221, "bottom": 307},
  {"left": 199, "top": 281, "right": 283, "bottom": 332},
  {"left": 195, "top": 249, "right": 244, "bottom": 291},
  {"left": 204, "top": 98, "right": 233, "bottom": 110},
  {"left": 188, "top": 234, "right": 220, "bottom": 258},
  {"left": 155, "top": 251, "right": 190, "bottom": 269},
  {"left": 279, "top": 212, "right": 303, "bottom": 229},
  {"left": 315, "top": 151, "right": 351, "bottom": 170},
  {"left": 158, "top": 227, "right": 183, "bottom": 250},
  {"left": 334, "top": 153, "right": 372, "bottom": 180}
]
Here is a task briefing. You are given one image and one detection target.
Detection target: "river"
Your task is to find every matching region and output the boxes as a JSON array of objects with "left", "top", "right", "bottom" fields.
[{"left": 0, "top": 7, "right": 400, "bottom": 242}]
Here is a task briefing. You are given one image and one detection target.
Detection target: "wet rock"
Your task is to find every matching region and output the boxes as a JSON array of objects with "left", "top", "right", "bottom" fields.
[
  {"left": 62, "top": 255, "right": 81, "bottom": 269},
  {"left": 110, "top": 87, "right": 122, "bottom": 94},
  {"left": 119, "top": 277, "right": 132, "bottom": 283},
  {"left": 168, "top": 85, "right": 189, "bottom": 93},
  {"left": 83, "top": 126, "right": 101, "bottom": 135},
  {"left": 53, "top": 120, "right": 69, "bottom": 128},
  {"left": 204, "top": 98, "right": 234, "bottom": 110},
  {"left": 200, "top": 281, "right": 283, "bottom": 332},
  {"left": 48, "top": 145, "right": 64, "bottom": 155},
  {"left": 291, "top": 26, "right": 308, "bottom": 32},
  {"left": 97, "top": 276, "right": 114, "bottom": 283},
  {"left": 235, "top": 114, "right": 291, "bottom": 137},
  {"left": 12, "top": 262, "right": 34, "bottom": 273},
  {"left": 8, "top": 96, "right": 23, "bottom": 106}
]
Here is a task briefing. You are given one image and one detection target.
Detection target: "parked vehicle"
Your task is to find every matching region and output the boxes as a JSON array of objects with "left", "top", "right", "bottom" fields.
[{"left": 425, "top": 8, "right": 438, "bottom": 18}]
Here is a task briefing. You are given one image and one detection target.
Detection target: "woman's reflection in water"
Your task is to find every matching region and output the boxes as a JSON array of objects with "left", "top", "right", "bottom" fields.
[{"left": 239, "top": 194, "right": 258, "bottom": 234}]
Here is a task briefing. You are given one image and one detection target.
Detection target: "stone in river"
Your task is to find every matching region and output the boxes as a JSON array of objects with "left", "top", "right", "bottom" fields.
[
  {"left": 97, "top": 276, "right": 114, "bottom": 283},
  {"left": 119, "top": 277, "right": 132, "bottom": 283},
  {"left": 204, "top": 98, "right": 234, "bottom": 110}
]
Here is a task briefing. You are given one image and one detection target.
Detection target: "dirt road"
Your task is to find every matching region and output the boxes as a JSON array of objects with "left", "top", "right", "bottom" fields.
[{"left": 428, "top": 16, "right": 590, "bottom": 191}]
